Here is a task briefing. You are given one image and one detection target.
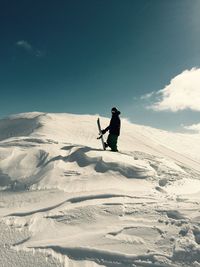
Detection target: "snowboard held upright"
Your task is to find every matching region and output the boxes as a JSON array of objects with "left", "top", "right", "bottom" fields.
[{"left": 97, "top": 118, "right": 106, "bottom": 150}]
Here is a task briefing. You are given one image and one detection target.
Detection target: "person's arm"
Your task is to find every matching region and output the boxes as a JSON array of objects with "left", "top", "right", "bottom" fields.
[
  {"left": 101, "top": 125, "right": 110, "bottom": 134},
  {"left": 101, "top": 119, "right": 112, "bottom": 134}
]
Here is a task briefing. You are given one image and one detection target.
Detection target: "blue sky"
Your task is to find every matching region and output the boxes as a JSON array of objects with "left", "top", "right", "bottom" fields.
[{"left": 1, "top": 0, "right": 200, "bottom": 131}]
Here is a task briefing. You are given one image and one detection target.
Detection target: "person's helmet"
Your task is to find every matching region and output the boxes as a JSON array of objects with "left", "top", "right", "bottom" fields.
[
  {"left": 111, "top": 107, "right": 120, "bottom": 115},
  {"left": 111, "top": 107, "right": 117, "bottom": 113}
]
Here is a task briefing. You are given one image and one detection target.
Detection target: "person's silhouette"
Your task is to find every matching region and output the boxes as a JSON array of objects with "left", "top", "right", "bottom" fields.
[{"left": 101, "top": 107, "right": 121, "bottom": 152}]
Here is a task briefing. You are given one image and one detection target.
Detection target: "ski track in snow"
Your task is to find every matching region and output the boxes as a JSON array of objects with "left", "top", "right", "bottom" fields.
[{"left": 0, "top": 112, "right": 200, "bottom": 267}]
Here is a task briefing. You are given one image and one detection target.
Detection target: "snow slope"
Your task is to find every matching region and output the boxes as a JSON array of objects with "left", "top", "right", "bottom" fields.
[{"left": 0, "top": 112, "right": 200, "bottom": 267}]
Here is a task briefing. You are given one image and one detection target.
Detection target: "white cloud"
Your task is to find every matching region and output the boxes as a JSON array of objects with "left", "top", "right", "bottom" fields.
[
  {"left": 16, "top": 40, "right": 33, "bottom": 52},
  {"left": 140, "top": 91, "right": 155, "bottom": 100},
  {"left": 149, "top": 68, "right": 200, "bottom": 112},
  {"left": 184, "top": 123, "right": 200, "bottom": 133},
  {"left": 16, "top": 40, "right": 44, "bottom": 57}
]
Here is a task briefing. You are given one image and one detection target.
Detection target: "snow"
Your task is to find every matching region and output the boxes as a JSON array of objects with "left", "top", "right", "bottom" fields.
[{"left": 0, "top": 112, "right": 200, "bottom": 267}]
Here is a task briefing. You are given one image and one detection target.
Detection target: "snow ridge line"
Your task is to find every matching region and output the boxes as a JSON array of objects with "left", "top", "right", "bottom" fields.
[
  {"left": 5, "top": 193, "right": 135, "bottom": 217},
  {"left": 68, "top": 193, "right": 134, "bottom": 203},
  {"left": 0, "top": 113, "right": 45, "bottom": 142},
  {"left": 28, "top": 245, "right": 172, "bottom": 267},
  {"left": 59, "top": 146, "right": 154, "bottom": 178}
]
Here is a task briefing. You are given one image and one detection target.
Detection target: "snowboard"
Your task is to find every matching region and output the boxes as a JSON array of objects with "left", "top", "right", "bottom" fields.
[{"left": 97, "top": 118, "right": 106, "bottom": 150}]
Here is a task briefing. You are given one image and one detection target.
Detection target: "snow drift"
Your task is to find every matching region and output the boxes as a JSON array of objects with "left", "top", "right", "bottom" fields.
[{"left": 0, "top": 112, "right": 200, "bottom": 267}]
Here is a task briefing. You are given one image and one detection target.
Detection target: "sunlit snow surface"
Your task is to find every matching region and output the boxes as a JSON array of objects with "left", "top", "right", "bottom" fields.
[{"left": 0, "top": 112, "right": 200, "bottom": 267}]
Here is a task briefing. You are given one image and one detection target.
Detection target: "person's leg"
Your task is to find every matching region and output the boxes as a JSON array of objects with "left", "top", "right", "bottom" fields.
[
  {"left": 111, "top": 135, "right": 118, "bottom": 151},
  {"left": 107, "top": 134, "right": 118, "bottom": 151}
]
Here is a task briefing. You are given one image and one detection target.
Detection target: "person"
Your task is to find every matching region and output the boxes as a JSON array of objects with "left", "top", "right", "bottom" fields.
[{"left": 101, "top": 107, "right": 121, "bottom": 152}]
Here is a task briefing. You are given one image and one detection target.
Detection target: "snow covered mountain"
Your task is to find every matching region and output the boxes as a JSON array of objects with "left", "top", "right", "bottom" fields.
[{"left": 0, "top": 112, "right": 200, "bottom": 267}]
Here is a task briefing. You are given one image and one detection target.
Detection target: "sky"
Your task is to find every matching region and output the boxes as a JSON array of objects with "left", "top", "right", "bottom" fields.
[{"left": 1, "top": 0, "right": 200, "bottom": 132}]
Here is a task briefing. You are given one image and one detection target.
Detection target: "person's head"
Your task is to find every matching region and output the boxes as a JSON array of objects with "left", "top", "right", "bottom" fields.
[{"left": 111, "top": 107, "right": 121, "bottom": 115}]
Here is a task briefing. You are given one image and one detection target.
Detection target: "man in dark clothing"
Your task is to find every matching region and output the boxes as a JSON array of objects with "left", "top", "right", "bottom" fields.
[{"left": 101, "top": 107, "right": 121, "bottom": 152}]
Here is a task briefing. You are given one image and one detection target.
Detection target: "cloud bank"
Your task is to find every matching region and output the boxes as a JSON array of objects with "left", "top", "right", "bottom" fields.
[
  {"left": 147, "top": 68, "right": 200, "bottom": 112},
  {"left": 184, "top": 123, "right": 200, "bottom": 133}
]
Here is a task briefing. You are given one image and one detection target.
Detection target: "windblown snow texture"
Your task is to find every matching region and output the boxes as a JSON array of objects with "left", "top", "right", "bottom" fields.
[{"left": 0, "top": 112, "right": 200, "bottom": 267}]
